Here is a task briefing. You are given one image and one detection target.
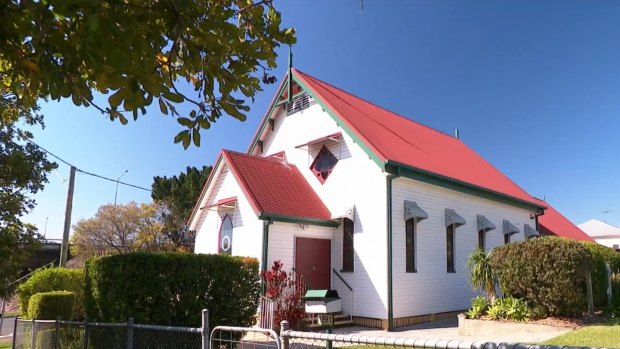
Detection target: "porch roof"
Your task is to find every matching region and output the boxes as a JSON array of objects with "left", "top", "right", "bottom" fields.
[{"left": 222, "top": 150, "right": 333, "bottom": 222}]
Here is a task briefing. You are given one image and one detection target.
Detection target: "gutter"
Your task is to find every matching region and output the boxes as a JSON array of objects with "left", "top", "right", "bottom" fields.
[
  {"left": 258, "top": 213, "right": 340, "bottom": 228},
  {"left": 386, "top": 160, "right": 545, "bottom": 213}
]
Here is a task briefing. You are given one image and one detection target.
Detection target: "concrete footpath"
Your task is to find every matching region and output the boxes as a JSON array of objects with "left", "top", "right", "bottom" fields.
[{"left": 331, "top": 318, "right": 572, "bottom": 344}]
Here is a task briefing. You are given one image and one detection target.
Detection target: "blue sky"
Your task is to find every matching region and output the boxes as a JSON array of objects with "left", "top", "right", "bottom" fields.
[{"left": 25, "top": 0, "right": 620, "bottom": 240}]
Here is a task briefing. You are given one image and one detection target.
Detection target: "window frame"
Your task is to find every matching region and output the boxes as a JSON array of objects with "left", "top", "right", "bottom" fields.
[
  {"left": 478, "top": 230, "right": 485, "bottom": 251},
  {"left": 446, "top": 224, "right": 456, "bottom": 273},
  {"left": 218, "top": 213, "right": 233, "bottom": 255},
  {"left": 310, "top": 145, "right": 338, "bottom": 184},
  {"left": 406, "top": 218, "right": 417, "bottom": 273},
  {"left": 342, "top": 218, "right": 354, "bottom": 272}
]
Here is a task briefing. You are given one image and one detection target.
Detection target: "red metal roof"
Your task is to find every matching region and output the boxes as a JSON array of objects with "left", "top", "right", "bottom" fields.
[
  {"left": 536, "top": 199, "right": 594, "bottom": 242},
  {"left": 222, "top": 150, "right": 332, "bottom": 221},
  {"left": 293, "top": 69, "right": 543, "bottom": 208}
]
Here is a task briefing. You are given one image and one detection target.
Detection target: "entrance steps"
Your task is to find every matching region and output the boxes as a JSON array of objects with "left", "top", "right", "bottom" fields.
[{"left": 304, "top": 312, "right": 353, "bottom": 330}]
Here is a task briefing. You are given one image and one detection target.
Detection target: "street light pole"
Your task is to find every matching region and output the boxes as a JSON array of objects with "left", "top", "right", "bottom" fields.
[{"left": 114, "top": 170, "right": 128, "bottom": 205}]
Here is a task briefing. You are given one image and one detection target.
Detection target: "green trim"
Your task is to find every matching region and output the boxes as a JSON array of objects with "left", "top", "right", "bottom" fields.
[
  {"left": 258, "top": 213, "right": 340, "bottom": 227},
  {"left": 187, "top": 156, "right": 223, "bottom": 225},
  {"left": 386, "top": 161, "right": 545, "bottom": 212},
  {"left": 288, "top": 46, "right": 293, "bottom": 102},
  {"left": 386, "top": 175, "right": 395, "bottom": 331},
  {"left": 292, "top": 75, "right": 386, "bottom": 169},
  {"left": 248, "top": 81, "right": 289, "bottom": 154}
]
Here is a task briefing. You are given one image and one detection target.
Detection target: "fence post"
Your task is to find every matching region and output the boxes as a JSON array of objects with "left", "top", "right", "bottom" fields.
[
  {"left": 127, "top": 317, "right": 134, "bottom": 349},
  {"left": 31, "top": 318, "right": 37, "bottom": 349},
  {"left": 83, "top": 319, "right": 89, "bottom": 349},
  {"left": 11, "top": 316, "right": 18, "bottom": 349},
  {"left": 201, "top": 309, "right": 209, "bottom": 349},
  {"left": 55, "top": 317, "right": 60, "bottom": 349},
  {"left": 280, "top": 320, "right": 289, "bottom": 349}
]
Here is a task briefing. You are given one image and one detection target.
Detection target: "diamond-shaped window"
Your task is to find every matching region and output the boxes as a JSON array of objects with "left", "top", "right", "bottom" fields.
[{"left": 310, "top": 146, "right": 338, "bottom": 184}]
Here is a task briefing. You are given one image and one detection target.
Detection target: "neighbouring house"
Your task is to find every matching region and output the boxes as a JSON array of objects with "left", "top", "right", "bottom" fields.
[
  {"left": 578, "top": 219, "right": 620, "bottom": 251},
  {"left": 188, "top": 68, "right": 591, "bottom": 330},
  {"left": 536, "top": 202, "right": 594, "bottom": 242}
]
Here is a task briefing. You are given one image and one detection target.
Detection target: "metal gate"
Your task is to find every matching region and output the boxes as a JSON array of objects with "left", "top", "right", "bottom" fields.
[{"left": 210, "top": 326, "right": 280, "bottom": 349}]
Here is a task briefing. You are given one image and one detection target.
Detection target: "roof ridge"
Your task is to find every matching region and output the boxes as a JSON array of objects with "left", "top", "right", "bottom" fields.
[
  {"left": 296, "top": 71, "right": 428, "bottom": 156},
  {"left": 294, "top": 68, "right": 459, "bottom": 143},
  {"left": 223, "top": 149, "right": 294, "bottom": 166}
]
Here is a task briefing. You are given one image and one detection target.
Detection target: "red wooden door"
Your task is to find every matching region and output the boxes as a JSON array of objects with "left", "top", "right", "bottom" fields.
[{"left": 295, "top": 238, "right": 331, "bottom": 290}]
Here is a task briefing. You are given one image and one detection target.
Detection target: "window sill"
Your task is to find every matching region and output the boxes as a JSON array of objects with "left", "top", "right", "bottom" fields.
[
  {"left": 447, "top": 270, "right": 456, "bottom": 274},
  {"left": 406, "top": 270, "right": 417, "bottom": 274},
  {"left": 340, "top": 269, "right": 354, "bottom": 273}
]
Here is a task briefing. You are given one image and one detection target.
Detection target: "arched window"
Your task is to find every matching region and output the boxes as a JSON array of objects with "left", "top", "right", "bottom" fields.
[{"left": 219, "top": 214, "right": 233, "bottom": 255}]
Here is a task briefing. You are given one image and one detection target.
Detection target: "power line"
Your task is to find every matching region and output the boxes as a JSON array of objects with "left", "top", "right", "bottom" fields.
[{"left": 26, "top": 138, "right": 152, "bottom": 192}]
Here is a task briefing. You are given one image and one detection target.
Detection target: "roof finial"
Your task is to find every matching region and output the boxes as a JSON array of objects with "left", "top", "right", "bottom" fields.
[{"left": 288, "top": 45, "right": 293, "bottom": 102}]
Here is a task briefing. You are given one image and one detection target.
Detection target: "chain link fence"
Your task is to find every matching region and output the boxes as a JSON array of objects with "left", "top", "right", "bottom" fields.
[
  {"left": 11, "top": 309, "right": 208, "bottom": 349},
  {"left": 277, "top": 321, "right": 619, "bottom": 349}
]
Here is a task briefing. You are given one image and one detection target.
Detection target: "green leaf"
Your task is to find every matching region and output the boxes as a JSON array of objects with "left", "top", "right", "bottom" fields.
[
  {"left": 219, "top": 99, "right": 247, "bottom": 121},
  {"left": 158, "top": 98, "right": 168, "bottom": 115},
  {"left": 192, "top": 128, "right": 201, "bottom": 147},
  {"left": 177, "top": 117, "right": 193, "bottom": 127},
  {"left": 162, "top": 92, "right": 184, "bottom": 103},
  {"left": 109, "top": 88, "right": 127, "bottom": 108},
  {"left": 174, "top": 130, "right": 189, "bottom": 144},
  {"left": 119, "top": 114, "right": 128, "bottom": 125}
]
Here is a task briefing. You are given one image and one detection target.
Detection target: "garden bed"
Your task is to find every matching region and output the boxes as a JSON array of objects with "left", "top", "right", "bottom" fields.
[{"left": 457, "top": 313, "right": 577, "bottom": 337}]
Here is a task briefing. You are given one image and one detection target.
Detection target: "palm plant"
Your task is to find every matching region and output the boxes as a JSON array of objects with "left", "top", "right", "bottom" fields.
[{"left": 468, "top": 248, "right": 497, "bottom": 301}]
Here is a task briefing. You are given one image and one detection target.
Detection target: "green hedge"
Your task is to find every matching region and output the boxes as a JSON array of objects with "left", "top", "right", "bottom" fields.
[
  {"left": 581, "top": 242, "right": 620, "bottom": 306},
  {"left": 581, "top": 242, "right": 620, "bottom": 272},
  {"left": 489, "top": 237, "right": 593, "bottom": 317},
  {"left": 27, "top": 291, "right": 76, "bottom": 320},
  {"left": 17, "top": 268, "right": 85, "bottom": 319},
  {"left": 84, "top": 252, "right": 260, "bottom": 328}
]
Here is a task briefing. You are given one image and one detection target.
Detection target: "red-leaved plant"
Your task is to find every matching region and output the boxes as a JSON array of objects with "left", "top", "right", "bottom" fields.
[{"left": 260, "top": 260, "right": 306, "bottom": 331}]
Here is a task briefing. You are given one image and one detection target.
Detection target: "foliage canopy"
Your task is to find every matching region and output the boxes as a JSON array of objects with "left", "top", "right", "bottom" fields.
[
  {"left": 0, "top": 96, "right": 55, "bottom": 299},
  {"left": 151, "top": 166, "right": 211, "bottom": 251},
  {"left": 0, "top": 0, "right": 296, "bottom": 147}
]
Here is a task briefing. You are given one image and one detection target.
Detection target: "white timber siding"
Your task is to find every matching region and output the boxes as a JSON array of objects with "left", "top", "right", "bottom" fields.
[
  {"left": 194, "top": 163, "right": 263, "bottom": 262},
  {"left": 259, "top": 101, "right": 389, "bottom": 320},
  {"left": 391, "top": 177, "right": 537, "bottom": 318}
]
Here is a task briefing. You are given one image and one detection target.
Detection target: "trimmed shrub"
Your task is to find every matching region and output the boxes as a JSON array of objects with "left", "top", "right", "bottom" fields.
[
  {"left": 27, "top": 291, "right": 76, "bottom": 320},
  {"left": 489, "top": 237, "right": 593, "bottom": 317},
  {"left": 17, "top": 268, "right": 85, "bottom": 319},
  {"left": 581, "top": 242, "right": 620, "bottom": 272},
  {"left": 84, "top": 252, "right": 260, "bottom": 328},
  {"left": 581, "top": 242, "right": 618, "bottom": 306}
]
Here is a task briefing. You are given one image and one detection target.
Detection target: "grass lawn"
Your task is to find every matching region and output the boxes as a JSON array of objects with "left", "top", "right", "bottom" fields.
[
  {"left": 0, "top": 339, "right": 10, "bottom": 349},
  {"left": 541, "top": 319, "right": 620, "bottom": 347}
]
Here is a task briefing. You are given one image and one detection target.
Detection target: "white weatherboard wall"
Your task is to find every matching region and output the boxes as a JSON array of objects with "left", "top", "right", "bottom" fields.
[
  {"left": 259, "top": 101, "right": 389, "bottom": 320},
  {"left": 391, "top": 177, "right": 536, "bottom": 318},
  {"left": 194, "top": 163, "right": 263, "bottom": 262}
]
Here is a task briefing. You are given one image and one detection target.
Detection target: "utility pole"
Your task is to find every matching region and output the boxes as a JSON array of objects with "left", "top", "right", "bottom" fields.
[
  {"left": 60, "top": 166, "right": 76, "bottom": 267},
  {"left": 114, "top": 169, "right": 128, "bottom": 205}
]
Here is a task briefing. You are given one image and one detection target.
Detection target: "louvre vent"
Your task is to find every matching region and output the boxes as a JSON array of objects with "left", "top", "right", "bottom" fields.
[{"left": 286, "top": 92, "right": 310, "bottom": 115}]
